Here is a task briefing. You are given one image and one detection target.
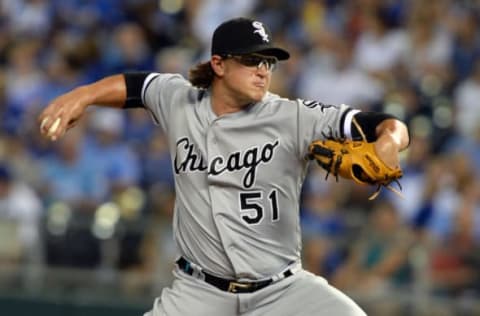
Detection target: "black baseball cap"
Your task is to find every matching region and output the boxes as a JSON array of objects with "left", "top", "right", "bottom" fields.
[{"left": 211, "top": 17, "right": 290, "bottom": 60}]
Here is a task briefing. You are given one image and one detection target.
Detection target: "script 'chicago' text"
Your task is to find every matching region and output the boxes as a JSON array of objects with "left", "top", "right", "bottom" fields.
[{"left": 174, "top": 137, "right": 279, "bottom": 188}]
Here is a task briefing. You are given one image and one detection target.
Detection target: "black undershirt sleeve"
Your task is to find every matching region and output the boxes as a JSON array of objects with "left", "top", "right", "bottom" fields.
[
  {"left": 352, "top": 111, "right": 397, "bottom": 142},
  {"left": 123, "top": 72, "right": 150, "bottom": 108}
]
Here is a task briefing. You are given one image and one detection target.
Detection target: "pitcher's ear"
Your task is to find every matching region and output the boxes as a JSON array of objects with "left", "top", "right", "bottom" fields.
[{"left": 210, "top": 55, "right": 225, "bottom": 76}]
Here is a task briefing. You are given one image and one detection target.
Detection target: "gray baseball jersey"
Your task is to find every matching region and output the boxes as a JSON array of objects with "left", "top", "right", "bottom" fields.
[
  {"left": 142, "top": 73, "right": 365, "bottom": 316},
  {"left": 141, "top": 73, "right": 365, "bottom": 316}
]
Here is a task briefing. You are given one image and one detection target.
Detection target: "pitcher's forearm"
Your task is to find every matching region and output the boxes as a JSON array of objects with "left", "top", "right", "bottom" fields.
[{"left": 81, "top": 74, "right": 127, "bottom": 109}]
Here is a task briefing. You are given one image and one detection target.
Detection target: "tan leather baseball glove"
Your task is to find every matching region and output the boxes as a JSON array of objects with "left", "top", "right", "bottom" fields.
[{"left": 308, "top": 120, "right": 403, "bottom": 200}]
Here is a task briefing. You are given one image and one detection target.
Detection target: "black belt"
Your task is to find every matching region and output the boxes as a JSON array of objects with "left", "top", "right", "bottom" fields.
[{"left": 176, "top": 257, "right": 293, "bottom": 293}]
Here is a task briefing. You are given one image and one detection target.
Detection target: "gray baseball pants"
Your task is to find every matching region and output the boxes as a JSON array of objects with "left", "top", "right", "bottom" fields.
[{"left": 143, "top": 267, "right": 366, "bottom": 316}]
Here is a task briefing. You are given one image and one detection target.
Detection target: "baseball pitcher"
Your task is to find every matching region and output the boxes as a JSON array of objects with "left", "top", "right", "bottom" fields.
[{"left": 39, "top": 17, "right": 409, "bottom": 316}]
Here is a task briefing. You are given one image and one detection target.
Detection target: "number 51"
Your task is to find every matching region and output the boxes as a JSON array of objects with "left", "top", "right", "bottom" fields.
[{"left": 239, "top": 190, "right": 279, "bottom": 225}]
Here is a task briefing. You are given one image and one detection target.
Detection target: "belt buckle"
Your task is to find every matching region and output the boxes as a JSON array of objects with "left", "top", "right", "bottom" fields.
[{"left": 227, "top": 281, "right": 251, "bottom": 293}]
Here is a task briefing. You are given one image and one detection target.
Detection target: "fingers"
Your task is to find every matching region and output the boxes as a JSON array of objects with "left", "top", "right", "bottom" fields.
[
  {"left": 40, "top": 116, "right": 62, "bottom": 141},
  {"left": 40, "top": 116, "right": 49, "bottom": 132},
  {"left": 39, "top": 102, "right": 67, "bottom": 141},
  {"left": 48, "top": 117, "right": 62, "bottom": 140}
]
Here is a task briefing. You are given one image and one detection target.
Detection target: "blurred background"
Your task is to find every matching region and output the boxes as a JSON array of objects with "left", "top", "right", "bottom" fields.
[{"left": 0, "top": 0, "right": 479, "bottom": 315}]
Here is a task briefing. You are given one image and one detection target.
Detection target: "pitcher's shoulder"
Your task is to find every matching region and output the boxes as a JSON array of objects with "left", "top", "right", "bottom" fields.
[
  {"left": 263, "top": 94, "right": 344, "bottom": 109},
  {"left": 154, "top": 73, "right": 203, "bottom": 102},
  {"left": 262, "top": 92, "right": 297, "bottom": 107}
]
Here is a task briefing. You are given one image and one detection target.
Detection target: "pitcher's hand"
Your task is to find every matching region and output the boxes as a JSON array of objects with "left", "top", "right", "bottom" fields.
[
  {"left": 374, "top": 132, "right": 401, "bottom": 169},
  {"left": 38, "top": 86, "right": 91, "bottom": 141}
]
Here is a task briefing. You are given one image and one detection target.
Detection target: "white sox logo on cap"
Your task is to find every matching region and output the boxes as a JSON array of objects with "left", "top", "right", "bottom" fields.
[{"left": 252, "top": 21, "right": 269, "bottom": 42}]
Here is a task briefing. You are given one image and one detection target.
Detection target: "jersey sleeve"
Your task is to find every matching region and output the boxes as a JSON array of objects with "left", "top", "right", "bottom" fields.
[
  {"left": 296, "top": 99, "right": 360, "bottom": 157},
  {"left": 141, "top": 73, "right": 190, "bottom": 132}
]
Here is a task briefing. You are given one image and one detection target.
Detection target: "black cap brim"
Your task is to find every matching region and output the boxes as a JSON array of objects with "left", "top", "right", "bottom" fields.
[{"left": 254, "top": 47, "right": 290, "bottom": 60}]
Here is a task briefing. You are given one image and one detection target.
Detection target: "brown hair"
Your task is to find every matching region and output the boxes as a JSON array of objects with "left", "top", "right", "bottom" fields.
[{"left": 188, "top": 61, "right": 215, "bottom": 89}]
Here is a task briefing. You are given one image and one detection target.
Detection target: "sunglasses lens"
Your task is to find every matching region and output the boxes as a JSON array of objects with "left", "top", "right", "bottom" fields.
[
  {"left": 240, "top": 55, "right": 263, "bottom": 67},
  {"left": 225, "top": 54, "right": 278, "bottom": 71}
]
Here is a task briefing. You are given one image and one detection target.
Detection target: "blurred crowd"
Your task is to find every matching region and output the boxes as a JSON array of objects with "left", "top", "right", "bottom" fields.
[{"left": 0, "top": 0, "right": 479, "bottom": 314}]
